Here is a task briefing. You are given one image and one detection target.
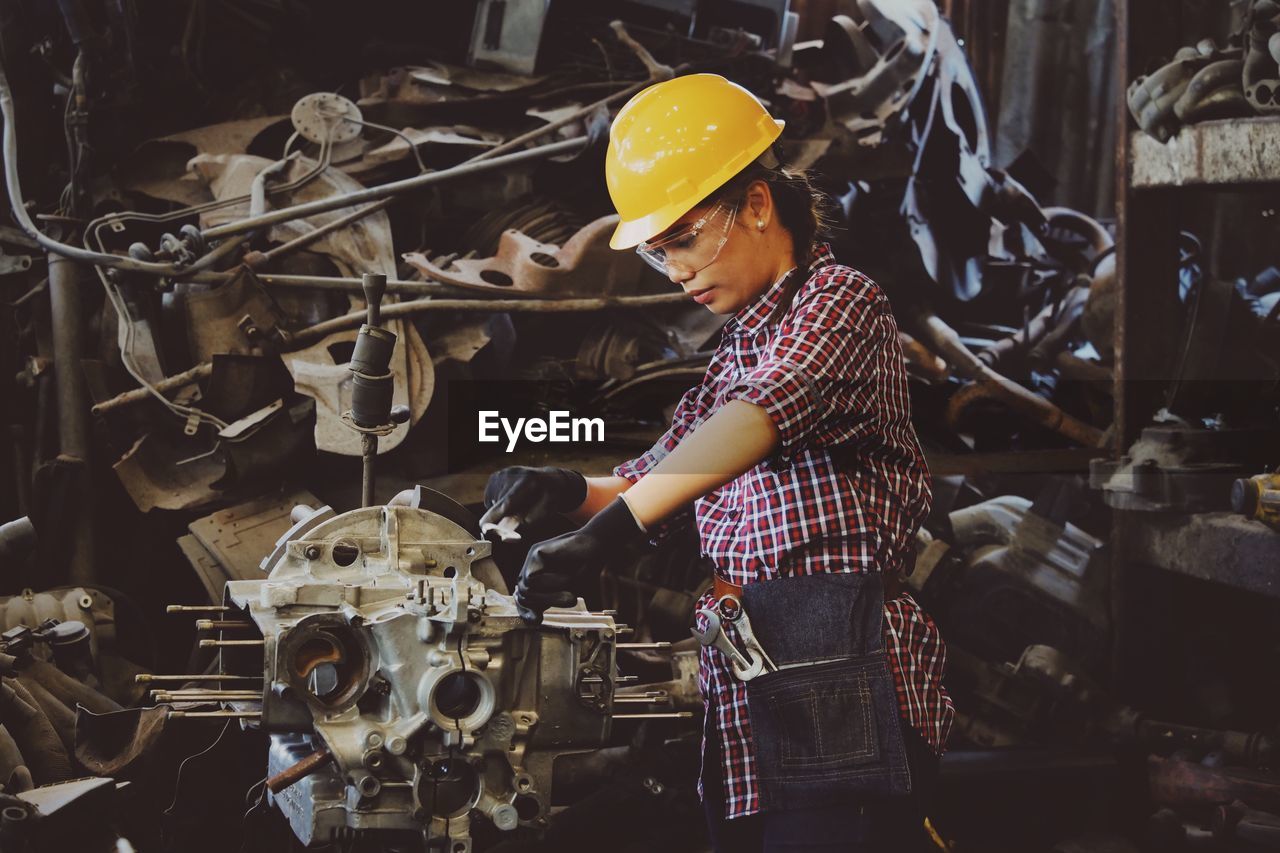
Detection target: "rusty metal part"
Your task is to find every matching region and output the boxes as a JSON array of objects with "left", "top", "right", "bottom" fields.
[
  {"left": 403, "top": 216, "right": 653, "bottom": 297},
  {"left": 266, "top": 747, "right": 335, "bottom": 795},
  {"left": 90, "top": 362, "right": 213, "bottom": 416},
  {"left": 1148, "top": 755, "right": 1280, "bottom": 810},
  {"left": 913, "top": 310, "right": 1106, "bottom": 447},
  {"left": 194, "top": 620, "right": 253, "bottom": 631}
]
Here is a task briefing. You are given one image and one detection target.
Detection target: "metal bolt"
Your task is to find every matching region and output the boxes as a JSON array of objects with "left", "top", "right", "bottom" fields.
[
  {"left": 571, "top": 629, "right": 585, "bottom": 641},
  {"left": 304, "top": 545, "right": 321, "bottom": 560},
  {"left": 492, "top": 803, "right": 519, "bottom": 831},
  {"left": 78, "top": 594, "right": 93, "bottom": 610},
  {"left": 386, "top": 735, "right": 407, "bottom": 755},
  {"left": 366, "top": 732, "right": 384, "bottom": 749}
]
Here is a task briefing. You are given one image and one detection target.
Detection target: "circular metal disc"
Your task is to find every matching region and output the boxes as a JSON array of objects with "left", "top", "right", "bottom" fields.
[{"left": 290, "top": 92, "right": 363, "bottom": 145}]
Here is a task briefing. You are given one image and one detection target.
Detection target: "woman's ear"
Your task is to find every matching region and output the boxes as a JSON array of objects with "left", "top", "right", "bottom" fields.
[{"left": 745, "top": 180, "right": 773, "bottom": 229}]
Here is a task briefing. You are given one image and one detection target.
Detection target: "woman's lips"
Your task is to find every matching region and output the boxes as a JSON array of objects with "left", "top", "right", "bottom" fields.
[{"left": 688, "top": 287, "right": 715, "bottom": 305}]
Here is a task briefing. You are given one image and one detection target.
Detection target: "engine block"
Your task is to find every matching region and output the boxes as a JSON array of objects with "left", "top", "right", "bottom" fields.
[{"left": 221, "top": 502, "right": 619, "bottom": 849}]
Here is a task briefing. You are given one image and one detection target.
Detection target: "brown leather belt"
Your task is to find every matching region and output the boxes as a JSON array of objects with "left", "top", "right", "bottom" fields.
[{"left": 712, "top": 572, "right": 905, "bottom": 602}]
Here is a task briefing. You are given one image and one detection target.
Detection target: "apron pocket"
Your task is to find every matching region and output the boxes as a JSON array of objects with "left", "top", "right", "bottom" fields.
[{"left": 746, "top": 653, "right": 910, "bottom": 810}]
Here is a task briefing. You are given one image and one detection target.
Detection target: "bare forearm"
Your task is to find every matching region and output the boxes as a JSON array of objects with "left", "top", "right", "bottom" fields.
[
  {"left": 623, "top": 400, "right": 779, "bottom": 527},
  {"left": 566, "top": 475, "right": 633, "bottom": 524}
]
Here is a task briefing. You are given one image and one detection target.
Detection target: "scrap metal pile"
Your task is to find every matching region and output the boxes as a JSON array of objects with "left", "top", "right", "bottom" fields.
[{"left": 0, "top": 0, "right": 1277, "bottom": 851}]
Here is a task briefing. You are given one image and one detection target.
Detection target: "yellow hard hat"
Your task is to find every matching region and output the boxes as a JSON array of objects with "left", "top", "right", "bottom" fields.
[{"left": 606, "top": 73, "right": 785, "bottom": 250}]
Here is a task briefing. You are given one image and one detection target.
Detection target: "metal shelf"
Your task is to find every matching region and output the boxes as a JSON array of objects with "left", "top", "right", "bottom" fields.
[{"left": 1130, "top": 117, "right": 1280, "bottom": 189}]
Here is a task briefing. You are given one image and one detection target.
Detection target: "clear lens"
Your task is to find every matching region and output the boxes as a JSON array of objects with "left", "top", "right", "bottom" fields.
[{"left": 636, "top": 202, "right": 738, "bottom": 277}]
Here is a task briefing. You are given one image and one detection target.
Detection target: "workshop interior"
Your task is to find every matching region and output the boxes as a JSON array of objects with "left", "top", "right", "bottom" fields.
[{"left": 0, "top": 0, "right": 1279, "bottom": 850}]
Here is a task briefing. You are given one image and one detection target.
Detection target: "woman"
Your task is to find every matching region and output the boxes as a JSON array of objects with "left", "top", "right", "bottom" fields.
[{"left": 481, "top": 74, "right": 953, "bottom": 852}]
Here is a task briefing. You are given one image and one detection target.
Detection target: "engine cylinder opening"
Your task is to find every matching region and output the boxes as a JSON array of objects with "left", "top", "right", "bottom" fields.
[
  {"left": 419, "top": 758, "right": 479, "bottom": 817},
  {"left": 513, "top": 793, "right": 540, "bottom": 821},
  {"left": 434, "top": 671, "right": 482, "bottom": 719},
  {"left": 285, "top": 624, "right": 368, "bottom": 708}
]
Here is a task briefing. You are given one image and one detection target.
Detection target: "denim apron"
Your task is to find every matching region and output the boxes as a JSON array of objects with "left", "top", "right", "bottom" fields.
[{"left": 740, "top": 571, "right": 911, "bottom": 811}]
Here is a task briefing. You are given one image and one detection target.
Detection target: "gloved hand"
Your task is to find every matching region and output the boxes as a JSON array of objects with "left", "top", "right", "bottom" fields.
[
  {"left": 478, "top": 466, "right": 588, "bottom": 537},
  {"left": 514, "top": 497, "right": 646, "bottom": 624}
]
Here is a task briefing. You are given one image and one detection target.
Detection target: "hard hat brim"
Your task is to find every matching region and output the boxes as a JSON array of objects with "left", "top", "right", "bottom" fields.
[{"left": 609, "top": 118, "right": 785, "bottom": 251}]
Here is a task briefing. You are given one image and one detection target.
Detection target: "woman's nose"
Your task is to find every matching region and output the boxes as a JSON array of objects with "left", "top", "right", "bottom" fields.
[{"left": 667, "top": 265, "right": 693, "bottom": 285}]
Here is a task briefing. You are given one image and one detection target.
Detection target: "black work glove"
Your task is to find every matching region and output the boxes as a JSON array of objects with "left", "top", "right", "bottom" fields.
[
  {"left": 514, "top": 497, "right": 646, "bottom": 625},
  {"left": 478, "top": 466, "right": 588, "bottom": 537}
]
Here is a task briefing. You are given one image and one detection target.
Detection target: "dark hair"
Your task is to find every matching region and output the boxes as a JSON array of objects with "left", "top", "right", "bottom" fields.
[{"left": 705, "top": 154, "right": 838, "bottom": 267}]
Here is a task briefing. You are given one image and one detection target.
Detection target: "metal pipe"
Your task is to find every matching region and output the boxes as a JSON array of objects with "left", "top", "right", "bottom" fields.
[
  {"left": 48, "top": 253, "right": 93, "bottom": 585},
  {"left": 195, "top": 620, "right": 253, "bottom": 631},
  {"left": 200, "top": 137, "right": 588, "bottom": 241},
  {"left": 286, "top": 291, "right": 687, "bottom": 349},
  {"left": 267, "top": 747, "right": 334, "bottom": 794},
  {"left": 166, "top": 605, "right": 230, "bottom": 613},
  {"left": 611, "top": 712, "right": 693, "bottom": 719},
  {"left": 616, "top": 642, "right": 672, "bottom": 650},
  {"left": 166, "top": 710, "right": 261, "bottom": 719},
  {"left": 198, "top": 639, "right": 264, "bottom": 648},
  {"left": 361, "top": 433, "right": 377, "bottom": 509},
  {"left": 136, "top": 674, "right": 261, "bottom": 683}
]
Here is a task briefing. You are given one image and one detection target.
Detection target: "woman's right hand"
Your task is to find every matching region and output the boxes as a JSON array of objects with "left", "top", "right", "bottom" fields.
[{"left": 477, "top": 467, "right": 587, "bottom": 536}]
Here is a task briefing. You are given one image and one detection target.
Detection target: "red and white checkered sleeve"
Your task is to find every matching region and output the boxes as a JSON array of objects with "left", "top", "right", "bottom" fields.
[
  {"left": 612, "top": 381, "right": 703, "bottom": 484},
  {"left": 722, "top": 285, "right": 889, "bottom": 463}
]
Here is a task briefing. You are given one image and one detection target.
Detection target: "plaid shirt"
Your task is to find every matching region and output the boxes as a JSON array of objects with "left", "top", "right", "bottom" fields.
[{"left": 614, "top": 244, "right": 954, "bottom": 819}]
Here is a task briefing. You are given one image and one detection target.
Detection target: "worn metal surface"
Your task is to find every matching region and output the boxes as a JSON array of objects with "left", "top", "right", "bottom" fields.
[
  {"left": 1130, "top": 117, "right": 1280, "bottom": 187},
  {"left": 1125, "top": 510, "right": 1280, "bottom": 598}
]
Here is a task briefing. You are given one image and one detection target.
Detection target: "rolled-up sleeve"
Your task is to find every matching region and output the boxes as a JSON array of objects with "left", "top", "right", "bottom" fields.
[
  {"left": 723, "top": 290, "right": 890, "bottom": 463},
  {"left": 612, "top": 382, "right": 705, "bottom": 544}
]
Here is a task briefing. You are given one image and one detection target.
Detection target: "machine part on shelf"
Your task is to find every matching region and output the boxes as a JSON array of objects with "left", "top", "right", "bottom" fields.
[
  {"left": 176, "top": 488, "right": 325, "bottom": 602},
  {"left": 912, "top": 310, "right": 1106, "bottom": 447},
  {"left": 1244, "top": 0, "right": 1280, "bottom": 114},
  {"left": 1128, "top": 41, "right": 1250, "bottom": 142},
  {"left": 211, "top": 503, "right": 621, "bottom": 848},
  {"left": 1231, "top": 470, "right": 1280, "bottom": 528},
  {"left": 1089, "top": 425, "right": 1276, "bottom": 512},
  {"left": 404, "top": 216, "right": 655, "bottom": 298}
]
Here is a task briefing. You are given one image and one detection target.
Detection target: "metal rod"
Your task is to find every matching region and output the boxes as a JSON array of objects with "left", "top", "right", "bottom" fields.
[
  {"left": 611, "top": 712, "right": 693, "bottom": 719},
  {"left": 166, "top": 605, "right": 230, "bottom": 613},
  {"left": 198, "top": 639, "right": 265, "bottom": 648},
  {"left": 361, "top": 433, "right": 377, "bottom": 508},
  {"left": 195, "top": 620, "right": 254, "bottom": 631},
  {"left": 93, "top": 363, "right": 213, "bottom": 416},
  {"left": 267, "top": 748, "right": 334, "bottom": 794},
  {"left": 167, "top": 710, "right": 261, "bottom": 719},
  {"left": 581, "top": 675, "right": 638, "bottom": 683},
  {"left": 201, "top": 137, "right": 587, "bottom": 240},
  {"left": 613, "top": 696, "right": 670, "bottom": 704},
  {"left": 616, "top": 642, "right": 673, "bottom": 650},
  {"left": 136, "top": 674, "right": 262, "bottom": 683}
]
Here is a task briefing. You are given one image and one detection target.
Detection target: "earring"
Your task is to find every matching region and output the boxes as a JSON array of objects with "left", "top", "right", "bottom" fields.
[{"left": 756, "top": 220, "right": 765, "bottom": 230}]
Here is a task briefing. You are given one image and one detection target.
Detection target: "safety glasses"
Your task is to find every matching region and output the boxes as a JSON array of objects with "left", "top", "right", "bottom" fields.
[{"left": 636, "top": 201, "right": 738, "bottom": 277}]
